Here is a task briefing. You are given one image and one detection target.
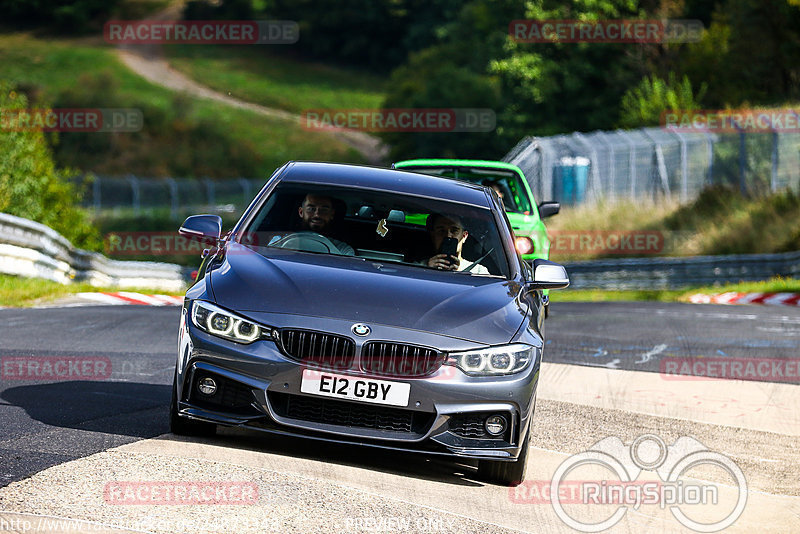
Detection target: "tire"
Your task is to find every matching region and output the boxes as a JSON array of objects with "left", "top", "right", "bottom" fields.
[
  {"left": 169, "top": 368, "right": 216, "bottom": 437},
  {"left": 477, "top": 425, "right": 530, "bottom": 486}
]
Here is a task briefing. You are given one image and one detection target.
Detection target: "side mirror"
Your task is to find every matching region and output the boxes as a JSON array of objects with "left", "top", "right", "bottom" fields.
[
  {"left": 179, "top": 214, "right": 222, "bottom": 241},
  {"left": 537, "top": 201, "right": 560, "bottom": 219},
  {"left": 526, "top": 259, "right": 569, "bottom": 290}
]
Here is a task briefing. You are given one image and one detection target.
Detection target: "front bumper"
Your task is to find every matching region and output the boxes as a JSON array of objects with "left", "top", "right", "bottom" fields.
[{"left": 176, "top": 309, "right": 540, "bottom": 462}]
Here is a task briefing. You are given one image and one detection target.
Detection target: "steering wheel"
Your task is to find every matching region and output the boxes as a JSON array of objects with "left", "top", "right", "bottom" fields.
[{"left": 270, "top": 232, "right": 342, "bottom": 254}]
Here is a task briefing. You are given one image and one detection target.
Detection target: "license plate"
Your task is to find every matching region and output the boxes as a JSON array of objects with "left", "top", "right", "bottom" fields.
[{"left": 300, "top": 370, "right": 410, "bottom": 407}]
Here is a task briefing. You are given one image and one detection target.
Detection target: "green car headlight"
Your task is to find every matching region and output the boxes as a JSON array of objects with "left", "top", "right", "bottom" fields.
[
  {"left": 191, "top": 301, "right": 269, "bottom": 344},
  {"left": 446, "top": 343, "right": 537, "bottom": 376}
]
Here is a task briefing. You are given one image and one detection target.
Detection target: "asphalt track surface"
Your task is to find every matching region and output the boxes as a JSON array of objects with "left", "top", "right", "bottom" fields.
[{"left": 0, "top": 302, "right": 798, "bottom": 532}]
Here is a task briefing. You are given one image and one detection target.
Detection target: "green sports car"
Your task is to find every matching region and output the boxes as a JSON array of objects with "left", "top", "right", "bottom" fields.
[
  {"left": 392, "top": 159, "right": 559, "bottom": 262},
  {"left": 392, "top": 159, "right": 560, "bottom": 315}
]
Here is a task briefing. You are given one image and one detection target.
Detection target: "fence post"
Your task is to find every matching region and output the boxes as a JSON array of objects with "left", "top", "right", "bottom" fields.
[
  {"left": 238, "top": 178, "right": 252, "bottom": 207},
  {"left": 126, "top": 175, "right": 140, "bottom": 215},
  {"left": 771, "top": 130, "right": 779, "bottom": 193},
  {"left": 669, "top": 127, "right": 689, "bottom": 202},
  {"left": 641, "top": 129, "right": 669, "bottom": 200},
  {"left": 166, "top": 178, "right": 178, "bottom": 219},
  {"left": 204, "top": 179, "right": 215, "bottom": 208},
  {"left": 617, "top": 130, "right": 637, "bottom": 198},
  {"left": 595, "top": 133, "right": 616, "bottom": 199},
  {"left": 737, "top": 126, "right": 747, "bottom": 195}
]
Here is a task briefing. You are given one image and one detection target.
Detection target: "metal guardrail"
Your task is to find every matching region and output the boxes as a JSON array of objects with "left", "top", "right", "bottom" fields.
[
  {"left": 3, "top": 211, "right": 796, "bottom": 292},
  {"left": 0, "top": 213, "right": 186, "bottom": 291},
  {"left": 563, "top": 251, "right": 800, "bottom": 290}
]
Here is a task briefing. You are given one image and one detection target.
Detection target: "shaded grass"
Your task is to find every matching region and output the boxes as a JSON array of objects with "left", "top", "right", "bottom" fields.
[
  {"left": 0, "top": 274, "right": 183, "bottom": 307},
  {"left": 551, "top": 276, "right": 800, "bottom": 303},
  {"left": 0, "top": 32, "right": 363, "bottom": 178},
  {"left": 164, "top": 45, "right": 386, "bottom": 113}
]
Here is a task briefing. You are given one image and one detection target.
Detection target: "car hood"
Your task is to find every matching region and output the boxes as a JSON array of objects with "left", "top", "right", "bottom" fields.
[{"left": 209, "top": 243, "right": 527, "bottom": 345}]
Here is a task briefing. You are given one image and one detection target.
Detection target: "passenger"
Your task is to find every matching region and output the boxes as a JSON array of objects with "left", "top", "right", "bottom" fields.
[
  {"left": 290, "top": 193, "right": 355, "bottom": 255},
  {"left": 424, "top": 213, "right": 489, "bottom": 274},
  {"left": 485, "top": 180, "right": 505, "bottom": 201},
  {"left": 483, "top": 179, "right": 514, "bottom": 211}
]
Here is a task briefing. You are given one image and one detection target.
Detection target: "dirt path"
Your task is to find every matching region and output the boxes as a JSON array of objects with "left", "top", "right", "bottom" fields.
[{"left": 114, "top": 16, "right": 388, "bottom": 164}]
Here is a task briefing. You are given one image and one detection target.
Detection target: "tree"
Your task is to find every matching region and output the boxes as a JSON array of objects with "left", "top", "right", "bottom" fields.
[
  {"left": 380, "top": 48, "right": 504, "bottom": 159},
  {"left": 618, "top": 73, "right": 706, "bottom": 128},
  {"left": 0, "top": 83, "right": 100, "bottom": 250}
]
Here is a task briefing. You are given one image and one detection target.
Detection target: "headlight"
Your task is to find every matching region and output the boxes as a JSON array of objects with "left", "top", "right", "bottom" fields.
[
  {"left": 446, "top": 343, "right": 537, "bottom": 376},
  {"left": 191, "top": 301, "right": 269, "bottom": 344},
  {"left": 515, "top": 236, "right": 534, "bottom": 255}
]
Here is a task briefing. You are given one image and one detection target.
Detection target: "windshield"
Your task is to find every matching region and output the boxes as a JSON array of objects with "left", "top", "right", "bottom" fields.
[
  {"left": 242, "top": 183, "right": 511, "bottom": 278},
  {"left": 400, "top": 166, "right": 533, "bottom": 214}
]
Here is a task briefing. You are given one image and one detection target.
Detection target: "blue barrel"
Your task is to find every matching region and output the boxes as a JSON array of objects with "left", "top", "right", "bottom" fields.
[{"left": 552, "top": 157, "right": 590, "bottom": 205}]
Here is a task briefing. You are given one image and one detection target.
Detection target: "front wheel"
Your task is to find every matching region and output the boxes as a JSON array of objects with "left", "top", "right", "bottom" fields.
[
  {"left": 477, "top": 425, "right": 530, "bottom": 486},
  {"left": 169, "top": 368, "right": 216, "bottom": 437}
]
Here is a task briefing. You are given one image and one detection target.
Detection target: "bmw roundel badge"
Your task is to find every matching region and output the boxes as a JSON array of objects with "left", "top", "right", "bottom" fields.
[{"left": 351, "top": 323, "right": 371, "bottom": 336}]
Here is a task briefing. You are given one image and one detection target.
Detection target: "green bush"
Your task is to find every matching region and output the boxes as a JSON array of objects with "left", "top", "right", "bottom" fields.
[
  {"left": 0, "top": 82, "right": 102, "bottom": 250},
  {"left": 619, "top": 73, "right": 706, "bottom": 129}
]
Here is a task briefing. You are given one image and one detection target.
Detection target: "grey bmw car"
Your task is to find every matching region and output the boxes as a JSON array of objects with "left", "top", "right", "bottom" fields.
[{"left": 171, "top": 161, "right": 568, "bottom": 486}]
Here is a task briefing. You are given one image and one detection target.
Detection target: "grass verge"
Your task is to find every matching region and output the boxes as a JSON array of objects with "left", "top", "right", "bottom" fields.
[
  {"left": 546, "top": 186, "right": 800, "bottom": 261},
  {"left": 0, "top": 275, "right": 184, "bottom": 308},
  {"left": 0, "top": 32, "right": 363, "bottom": 178},
  {"left": 164, "top": 45, "right": 386, "bottom": 113},
  {"left": 552, "top": 277, "right": 800, "bottom": 303}
]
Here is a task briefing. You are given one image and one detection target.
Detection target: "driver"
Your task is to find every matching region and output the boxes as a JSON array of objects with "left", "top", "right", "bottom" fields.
[
  {"left": 424, "top": 213, "right": 489, "bottom": 274},
  {"left": 295, "top": 194, "right": 355, "bottom": 255}
]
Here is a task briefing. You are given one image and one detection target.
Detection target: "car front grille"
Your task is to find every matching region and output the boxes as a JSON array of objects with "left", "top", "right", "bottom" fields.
[
  {"left": 449, "top": 414, "right": 490, "bottom": 438},
  {"left": 270, "top": 392, "right": 434, "bottom": 435},
  {"left": 360, "top": 342, "right": 444, "bottom": 378},
  {"left": 449, "top": 413, "right": 511, "bottom": 440},
  {"left": 280, "top": 329, "right": 355, "bottom": 371}
]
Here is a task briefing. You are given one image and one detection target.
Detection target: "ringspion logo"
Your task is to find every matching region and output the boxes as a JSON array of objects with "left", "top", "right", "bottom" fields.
[{"left": 542, "top": 434, "right": 747, "bottom": 532}]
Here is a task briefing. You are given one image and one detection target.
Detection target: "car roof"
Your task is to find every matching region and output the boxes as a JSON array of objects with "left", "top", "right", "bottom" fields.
[
  {"left": 393, "top": 158, "right": 525, "bottom": 177},
  {"left": 278, "top": 161, "right": 492, "bottom": 208}
]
